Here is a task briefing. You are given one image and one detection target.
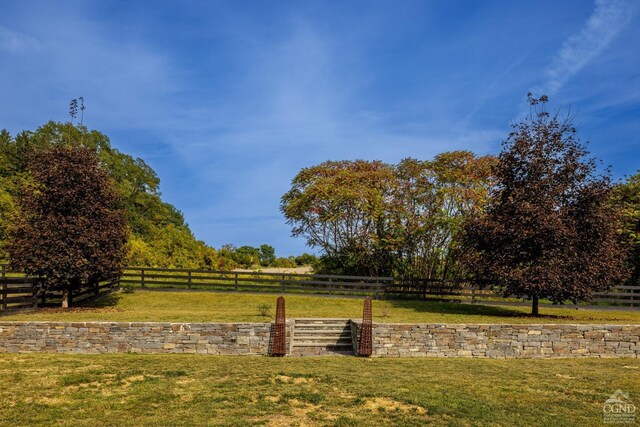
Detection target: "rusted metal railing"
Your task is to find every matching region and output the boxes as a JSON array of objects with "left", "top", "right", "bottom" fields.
[
  {"left": 357, "top": 296, "right": 373, "bottom": 357},
  {"left": 271, "top": 296, "right": 287, "bottom": 356}
]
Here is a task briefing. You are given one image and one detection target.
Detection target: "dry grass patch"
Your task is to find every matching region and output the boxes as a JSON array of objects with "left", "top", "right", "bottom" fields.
[{"left": 362, "top": 397, "right": 427, "bottom": 414}]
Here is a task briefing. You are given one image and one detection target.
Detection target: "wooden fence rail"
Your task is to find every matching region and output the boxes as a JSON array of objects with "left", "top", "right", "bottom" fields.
[
  {"left": 0, "top": 265, "right": 119, "bottom": 314},
  {"left": 121, "top": 267, "right": 393, "bottom": 296},
  {"left": 386, "top": 278, "right": 640, "bottom": 307}
]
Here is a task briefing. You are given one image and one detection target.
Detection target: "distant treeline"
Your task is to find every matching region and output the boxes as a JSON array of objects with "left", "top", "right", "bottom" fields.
[{"left": 219, "top": 244, "right": 316, "bottom": 269}]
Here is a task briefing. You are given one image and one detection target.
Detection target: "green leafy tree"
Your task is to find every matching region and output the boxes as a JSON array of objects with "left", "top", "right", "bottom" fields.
[
  {"left": 258, "top": 244, "right": 276, "bottom": 266},
  {"left": 281, "top": 160, "right": 396, "bottom": 276},
  {"left": 0, "top": 186, "right": 15, "bottom": 261},
  {"left": 294, "top": 253, "right": 317, "bottom": 266},
  {"left": 613, "top": 171, "right": 640, "bottom": 285},
  {"left": 272, "top": 256, "right": 297, "bottom": 268},
  {"left": 392, "top": 152, "right": 496, "bottom": 279},
  {"left": 232, "top": 246, "right": 260, "bottom": 268},
  {"left": 461, "top": 95, "right": 628, "bottom": 315},
  {"left": 9, "top": 146, "right": 128, "bottom": 308}
]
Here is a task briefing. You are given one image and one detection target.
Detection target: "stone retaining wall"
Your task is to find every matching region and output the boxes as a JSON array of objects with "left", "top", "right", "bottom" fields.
[
  {"left": 0, "top": 321, "right": 290, "bottom": 355},
  {"left": 1, "top": 321, "right": 639, "bottom": 358},
  {"left": 355, "top": 322, "right": 640, "bottom": 358}
]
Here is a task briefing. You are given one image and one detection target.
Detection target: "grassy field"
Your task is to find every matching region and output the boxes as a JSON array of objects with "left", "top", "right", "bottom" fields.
[
  {"left": 2, "top": 290, "right": 639, "bottom": 324},
  {"left": 0, "top": 354, "right": 637, "bottom": 426}
]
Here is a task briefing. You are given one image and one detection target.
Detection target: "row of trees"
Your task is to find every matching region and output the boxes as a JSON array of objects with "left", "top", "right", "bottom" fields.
[
  {"left": 281, "top": 151, "right": 496, "bottom": 278},
  {"left": 282, "top": 95, "right": 638, "bottom": 313},
  {"left": 218, "top": 244, "right": 316, "bottom": 269}
]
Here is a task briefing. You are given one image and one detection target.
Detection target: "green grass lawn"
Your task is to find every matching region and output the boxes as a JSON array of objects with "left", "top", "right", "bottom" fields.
[
  {"left": 2, "top": 290, "right": 639, "bottom": 324},
  {"left": 0, "top": 354, "right": 637, "bottom": 426}
]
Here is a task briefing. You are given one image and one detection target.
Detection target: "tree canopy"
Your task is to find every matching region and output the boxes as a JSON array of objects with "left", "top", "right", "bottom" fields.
[
  {"left": 613, "top": 170, "right": 640, "bottom": 286},
  {"left": 281, "top": 152, "right": 496, "bottom": 277}
]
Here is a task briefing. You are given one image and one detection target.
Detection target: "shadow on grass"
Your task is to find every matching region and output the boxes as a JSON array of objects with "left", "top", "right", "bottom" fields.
[
  {"left": 383, "top": 298, "right": 569, "bottom": 320},
  {"left": 36, "top": 292, "right": 123, "bottom": 313},
  {"left": 75, "top": 292, "right": 122, "bottom": 308}
]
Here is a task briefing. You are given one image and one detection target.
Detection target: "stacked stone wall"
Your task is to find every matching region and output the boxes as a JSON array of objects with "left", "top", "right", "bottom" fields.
[
  {"left": 359, "top": 322, "right": 640, "bottom": 358},
  {"left": 1, "top": 321, "right": 638, "bottom": 358},
  {"left": 0, "top": 322, "right": 274, "bottom": 355}
]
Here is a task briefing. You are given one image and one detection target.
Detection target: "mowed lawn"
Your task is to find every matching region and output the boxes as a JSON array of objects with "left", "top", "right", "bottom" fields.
[
  {"left": 2, "top": 290, "right": 640, "bottom": 324},
  {"left": 0, "top": 354, "right": 638, "bottom": 426}
]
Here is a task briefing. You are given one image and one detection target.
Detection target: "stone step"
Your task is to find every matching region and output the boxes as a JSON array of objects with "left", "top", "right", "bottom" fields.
[
  {"left": 289, "top": 348, "right": 354, "bottom": 356},
  {"left": 294, "top": 324, "right": 350, "bottom": 329},
  {"left": 294, "top": 335, "right": 352, "bottom": 341},
  {"left": 294, "top": 330, "right": 351, "bottom": 335},
  {"left": 295, "top": 328, "right": 351, "bottom": 335},
  {"left": 295, "top": 324, "right": 349, "bottom": 329},
  {"left": 292, "top": 342, "right": 353, "bottom": 348},
  {"left": 294, "top": 320, "right": 350, "bottom": 325}
]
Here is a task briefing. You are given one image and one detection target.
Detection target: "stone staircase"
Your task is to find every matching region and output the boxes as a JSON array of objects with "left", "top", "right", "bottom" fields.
[{"left": 290, "top": 318, "right": 354, "bottom": 356}]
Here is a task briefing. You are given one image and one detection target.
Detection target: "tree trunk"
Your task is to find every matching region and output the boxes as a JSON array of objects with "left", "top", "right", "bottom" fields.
[
  {"left": 61, "top": 288, "right": 70, "bottom": 309},
  {"left": 531, "top": 294, "right": 539, "bottom": 316}
]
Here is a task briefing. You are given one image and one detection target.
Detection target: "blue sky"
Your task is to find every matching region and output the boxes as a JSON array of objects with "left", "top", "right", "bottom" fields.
[{"left": 1, "top": 0, "right": 639, "bottom": 256}]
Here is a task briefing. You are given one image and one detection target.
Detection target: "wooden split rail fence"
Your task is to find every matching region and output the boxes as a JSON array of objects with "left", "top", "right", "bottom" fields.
[
  {"left": 0, "top": 266, "right": 37, "bottom": 312},
  {"left": 0, "top": 264, "right": 119, "bottom": 315},
  {"left": 388, "top": 278, "right": 640, "bottom": 308},
  {"left": 122, "top": 267, "right": 638, "bottom": 308},
  {"left": 121, "top": 267, "right": 393, "bottom": 296},
  {"left": 37, "top": 279, "right": 120, "bottom": 307},
  {"left": 1, "top": 264, "right": 638, "bottom": 312}
]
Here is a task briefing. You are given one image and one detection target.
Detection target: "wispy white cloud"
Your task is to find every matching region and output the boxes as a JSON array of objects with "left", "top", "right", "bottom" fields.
[
  {"left": 0, "top": 25, "right": 41, "bottom": 53},
  {"left": 536, "top": 0, "right": 636, "bottom": 95}
]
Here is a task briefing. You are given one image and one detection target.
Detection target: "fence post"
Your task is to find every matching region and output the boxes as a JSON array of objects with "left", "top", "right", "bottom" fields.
[
  {"left": 1, "top": 266, "right": 6, "bottom": 312},
  {"left": 187, "top": 271, "right": 192, "bottom": 289},
  {"left": 281, "top": 274, "right": 286, "bottom": 293},
  {"left": 471, "top": 283, "right": 476, "bottom": 304},
  {"left": 141, "top": 268, "right": 146, "bottom": 288},
  {"left": 32, "top": 280, "right": 38, "bottom": 308},
  {"left": 234, "top": 273, "right": 238, "bottom": 291}
]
